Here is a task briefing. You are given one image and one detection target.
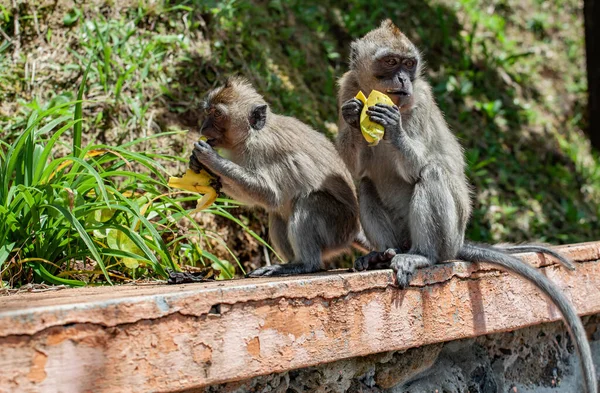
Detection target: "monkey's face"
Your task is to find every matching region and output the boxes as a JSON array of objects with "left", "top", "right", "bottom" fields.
[
  {"left": 351, "top": 19, "right": 421, "bottom": 111},
  {"left": 201, "top": 79, "right": 269, "bottom": 150},
  {"left": 200, "top": 102, "right": 233, "bottom": 149},
  {"left": 368, "top": 51, "right": 418, "bottom": 110}
]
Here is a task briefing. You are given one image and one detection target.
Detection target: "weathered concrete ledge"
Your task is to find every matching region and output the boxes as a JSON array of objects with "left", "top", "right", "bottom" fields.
[{"left": 1, "top": 241, "right": 600, "bottom": 392}]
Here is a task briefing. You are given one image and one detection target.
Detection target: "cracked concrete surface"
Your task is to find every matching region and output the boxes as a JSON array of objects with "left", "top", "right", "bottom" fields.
[
  {"left": 210, "top": 316, "right": 599, "bottom": 393},
  {"left": 1, "top": 241, "right": 599, "bottom": 392}
]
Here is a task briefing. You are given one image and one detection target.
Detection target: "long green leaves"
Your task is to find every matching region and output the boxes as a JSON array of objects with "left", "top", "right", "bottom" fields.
[
  {"left": 0, "top": 99, "right": 181, "bottom": 286},
  {"left": 0, "top": 9, "right": 283, "bottom": 287},
  {"left": 0, "top": 96, "right": 271, "bottom": 287}
]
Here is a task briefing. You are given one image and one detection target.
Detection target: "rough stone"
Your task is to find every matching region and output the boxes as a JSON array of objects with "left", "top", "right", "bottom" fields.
[
  {"left": 205, "top": 315, "right": 600, "bottom": 393},
  {"left": 374, "top": 344, "right": 443, "bottom": 388}
]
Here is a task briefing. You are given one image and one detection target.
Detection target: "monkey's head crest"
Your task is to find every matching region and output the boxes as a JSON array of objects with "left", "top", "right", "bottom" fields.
[
  {"left": 207, "top": 76, "right": 266, "bottom": 109},
  {"left": 349, "top": 19, "right": 419, "bottom": 71},
  {"left": 380, "top": 19, "right": 403, "bottom": 37}
]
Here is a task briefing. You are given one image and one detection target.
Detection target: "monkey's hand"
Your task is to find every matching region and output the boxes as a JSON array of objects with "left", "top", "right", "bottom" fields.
[
  {"left": 192, "top": 140, "right": 220, "bottom": 167},
  {"left": 366, "top": 104, "right": 401, "bottom": 139},
  {"left": 190, "top": 147, "right": 223, "bottom": 193},
  {"left": 341, "top": 98, "right": 364, "bottom": 129},
  {"left": 189, "top": 153, "right": 205, "bottom": 174}
]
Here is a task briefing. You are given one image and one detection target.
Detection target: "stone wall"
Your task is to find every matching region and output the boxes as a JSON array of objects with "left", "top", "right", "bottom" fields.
[{"left": 207, "top": 315, "right": 600, "bottom": 393}]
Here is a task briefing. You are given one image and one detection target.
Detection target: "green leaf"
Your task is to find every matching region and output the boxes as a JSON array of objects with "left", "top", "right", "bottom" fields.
[
  {"left": 63, "top": 8, "right": 81, "bottom": 27},
  {"left": 211, "top": 259, "right": 235, "bottom": 280},
  {"left": 211, "top": 206, "right": 282, "bottom": 264},
  {"left": 106, "top": 229, "right": 144, "bottom": 269},
  {"left": 201, "top": 250, "right": 234, "bottom": 279},
  {"left": 0, "top": 241, "right": 15, "bottom": 271}
]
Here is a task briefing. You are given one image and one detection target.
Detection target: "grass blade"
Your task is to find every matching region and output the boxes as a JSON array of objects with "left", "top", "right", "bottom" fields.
[
  {"left": 74, "top": 59, "right": 93, "bottom": 157},
  {"left": 33, "top": 263, "right": 86, "bottom": 287}
]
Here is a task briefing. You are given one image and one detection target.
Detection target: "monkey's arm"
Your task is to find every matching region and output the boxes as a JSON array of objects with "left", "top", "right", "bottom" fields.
[
  {"left": 366, "top": 104, "right": 428, "bottom": 170},
  {"left": 191, "top": 141, "right": 280, "bottom": 208},
  {"left": 337, "top": 98, "right": 367, "bottom": 175}
]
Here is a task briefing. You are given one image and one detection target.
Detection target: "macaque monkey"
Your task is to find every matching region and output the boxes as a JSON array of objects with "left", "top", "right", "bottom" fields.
[
  {"left": 337, "top": 20, "right": 596, "bottom": 392},
  {"left": 189, "top": 77, "right": 360, "bottom": 277}
]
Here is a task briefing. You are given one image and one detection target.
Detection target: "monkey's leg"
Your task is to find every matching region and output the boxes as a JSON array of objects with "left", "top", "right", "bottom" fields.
[
  {"left": 267, "top": 213, "right": 294, "bottom": 262},
  {"left": 390, "top": 165, "right": 465, "bottom": 288},
  {"left": 354, "top": 178, "right": 408, "bottom": 271},
  {"left": 247, "top": 214, "right": 299, "bottom": 277},
  {"left": 248, "top": 192, "right": 357, "bottom": 277}
]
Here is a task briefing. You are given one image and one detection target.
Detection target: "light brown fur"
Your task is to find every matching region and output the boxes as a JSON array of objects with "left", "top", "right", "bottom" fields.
[{"left": 191, "top": 78, "right": 360, "bottom": 276}]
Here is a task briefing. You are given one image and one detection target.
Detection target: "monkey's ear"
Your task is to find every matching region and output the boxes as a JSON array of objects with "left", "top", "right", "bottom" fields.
[{"left": 249, "top": 104, "right": 268, "bottom": 130}]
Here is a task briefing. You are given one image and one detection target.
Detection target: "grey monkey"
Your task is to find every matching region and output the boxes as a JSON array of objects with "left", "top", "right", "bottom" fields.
[
  {"left": 337, "top": 20, "right": 596, "bottom": 393},
  {"left": 190, "top": 77, "right": 360, "bottom": 277}
]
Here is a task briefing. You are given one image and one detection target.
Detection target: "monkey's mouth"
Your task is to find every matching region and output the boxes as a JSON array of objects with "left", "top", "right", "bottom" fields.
[
  {"left": 205, "top": 138, "right": 218, "bottom": 147},
  {"left": 386, "top": 89, "right": 411, "bottom": 97}
]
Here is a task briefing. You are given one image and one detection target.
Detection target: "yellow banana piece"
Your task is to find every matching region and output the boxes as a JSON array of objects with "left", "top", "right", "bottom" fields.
[
  {"left": 168, "top": 169, "right": 218, "bottom": 212},
  {"left": 355, "top": 90, "right": 394, "bottom": 146}
]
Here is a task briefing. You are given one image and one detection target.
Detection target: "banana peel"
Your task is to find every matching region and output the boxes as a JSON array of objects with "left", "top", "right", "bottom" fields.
[
  {"left": 355, "top": 90, "right": 394, "bottom": 146},
  {"left": 168, "top": 169, "right": 219, "bottom": 212}
]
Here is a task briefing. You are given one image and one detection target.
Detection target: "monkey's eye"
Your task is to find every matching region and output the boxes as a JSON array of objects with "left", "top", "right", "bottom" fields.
[
  {"left": 403, "top": 59, "right": 416, "bottom": 69},
  {"left": 385, "top": 58, "right": 398, "bottom": 66},
  {"left": 213, "top": 108, "right": 223, "bottom": 118}
]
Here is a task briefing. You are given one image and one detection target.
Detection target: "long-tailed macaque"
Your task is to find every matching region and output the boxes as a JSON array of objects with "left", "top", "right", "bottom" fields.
[
  {"left": 189, "top": 77, "right": 360, "bottom": 277},
  {"left": 336, "top": 20, "right": 596, "bottom": 392}
]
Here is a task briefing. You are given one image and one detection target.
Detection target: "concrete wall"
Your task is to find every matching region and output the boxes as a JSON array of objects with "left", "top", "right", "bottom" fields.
[
  {"left": 205, "top": 315, "right": 600, "bottom": 393},
  {"left": 1, "top": 242, "right": 599, "bottom": 392}
]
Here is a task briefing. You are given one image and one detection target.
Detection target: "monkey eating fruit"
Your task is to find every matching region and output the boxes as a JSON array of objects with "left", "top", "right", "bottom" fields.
[
  {"left": 337, "top": 19, "right": 596, "bottom": 393},
  {"left": 189, "top": 77, "right": 360, "bottom": 277},
  {"left": 355, "top": 90, "right": 394, "bottom": 146}
]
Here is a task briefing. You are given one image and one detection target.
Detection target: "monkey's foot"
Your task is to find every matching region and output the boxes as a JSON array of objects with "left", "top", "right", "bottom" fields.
[
  {"left": 246, "top": 263, "right": 321, "bottom": 277},
  {"left": 354, "top": 248, "right": 398, "bottom": 271},
  {"left": 389, "top": 254, "right": 433, "bottom": 289}
]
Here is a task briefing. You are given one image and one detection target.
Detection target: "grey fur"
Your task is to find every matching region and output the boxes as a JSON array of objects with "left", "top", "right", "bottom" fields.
[
  {"left": 191, "top": 77, "right": 359, "bottom": 277},
  {"left": 336, "top": 20, "right": 596, "bottom": 392},
  {"left": 490, "top": 243, "right": 576, "bottom": 270}
]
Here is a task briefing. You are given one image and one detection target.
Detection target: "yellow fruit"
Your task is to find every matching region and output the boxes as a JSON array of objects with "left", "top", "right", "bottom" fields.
[
  {"left": 168, "top": 169, "right": 218, "bottom": 212},
  {"left": 355, "top": 90, "right": 394, "bottom": 146}
]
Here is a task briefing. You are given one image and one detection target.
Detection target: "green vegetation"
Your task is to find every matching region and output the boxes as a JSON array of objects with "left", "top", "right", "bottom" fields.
[
  {"left": 0, "top": 93, "right": 263, "bottom": 286},
  {"left": 0, "top": 0, "right": 598, "bottom": 287}
]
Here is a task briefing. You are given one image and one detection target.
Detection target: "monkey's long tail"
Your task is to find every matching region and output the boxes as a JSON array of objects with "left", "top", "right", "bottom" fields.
[
  {"left": 458, "top": 243, "right": 597, "bottom": 393},
  {"left": 486, "top": 242, "right": 575, "bottom": 271},
  {"left": 465, "top": 241, "right": 575, "bottom": 271}
]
